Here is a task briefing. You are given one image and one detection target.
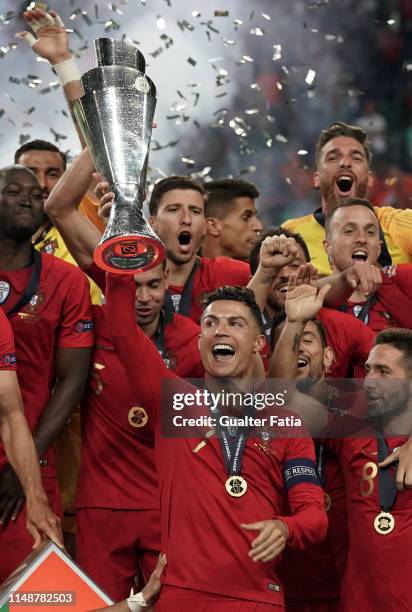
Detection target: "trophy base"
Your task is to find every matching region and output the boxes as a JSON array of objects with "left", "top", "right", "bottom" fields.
[{"left": 94, "top": 235, "right": 166, "bottom": 274}]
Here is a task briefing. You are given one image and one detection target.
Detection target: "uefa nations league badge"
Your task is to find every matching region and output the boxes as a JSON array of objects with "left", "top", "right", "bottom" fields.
[{"left": 0, "top": 281, "right": 10, "bottom": 304}]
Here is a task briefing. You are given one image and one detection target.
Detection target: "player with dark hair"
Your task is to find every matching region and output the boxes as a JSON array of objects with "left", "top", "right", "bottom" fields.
[
  {"left": 105, "top": 269, "right": 328, "bottom": 609},
  {"left": 202, "top": 178, "right": 262, "bottom": 261},
  {"left": 249, "top": 230, "right": 374, "bottom": 377},
  {"left": 323, "top": 197, "right": 412, "bottom": 331},
  {"left": 273, "top": 271, "right": 412, "bottom": 610},
  {"left": 0, "top": 164, "right": 93, "bottom": 580},
  {"left": 282, "top": 121, "right": 412, "bottom": 275}
]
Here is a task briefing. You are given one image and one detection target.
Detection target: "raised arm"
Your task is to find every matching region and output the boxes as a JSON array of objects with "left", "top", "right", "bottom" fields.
[
  {"left": 105, "top": 273, "right": 175, "bottom": 414},
  {"left": 45, "top": 148, "right": 102, "bottom": 269},
  {"left": 247, "top": 235, "right": 300, "bottom": 311},
  {"left": 270, "top": 265, "right": 331, "bottom": 435},
  {"left": 18, "top": 7, "right": 85, "bottom": 144}
]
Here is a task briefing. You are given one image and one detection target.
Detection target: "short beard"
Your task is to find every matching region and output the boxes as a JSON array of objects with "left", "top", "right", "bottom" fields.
[
  {"left": 366, "top": 386, "right": 409, "bottom": 432},
  {"left": 321, "top": 177, "right": 369, "bottom": 213}
]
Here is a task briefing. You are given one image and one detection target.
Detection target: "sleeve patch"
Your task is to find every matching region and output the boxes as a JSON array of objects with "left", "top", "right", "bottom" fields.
[
  {"left": 0, "top": 352, "right": 16, "bottom": 367},
  {"left": 75, "top": 319, "right": 94, "bottom": 333},
  {"left": 283, "top": 457, "right": 321, "bottom": 490}
]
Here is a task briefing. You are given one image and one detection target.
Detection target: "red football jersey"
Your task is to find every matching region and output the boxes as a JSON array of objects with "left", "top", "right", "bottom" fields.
[
  {"left": 327, "top": 421, "right": 412, "bottom": 611},
  {"left": 76, "top": 305, "right": 203, "bottom": 509},
  {"left": 0, "top": 253, "right": 93, "bottom": 473},
  {"left": 344, "top": 263, "right": 412, "bottom": 333},
  {"left": 106, "top": 275, "right": 328, "bottom": 606},
  {"left": 0, "top": 307, "right": 16, "bottom": 370},
  {"left": 317, "top": 307, "right": 374, "bottom": 378},
  {"left": 168, "top": 256, "right": 251, "bottom": 323}
]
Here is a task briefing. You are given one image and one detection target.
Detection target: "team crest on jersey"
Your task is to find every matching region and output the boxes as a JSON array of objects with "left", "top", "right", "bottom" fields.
[
  {"left": 39, "top": 238, "right": 58, "bottom": 255},
  {"left": 383, "top": 265, "right": 397, "bottom": 277},
  {"left": 17, "top": 290, "right": 45, "bottom": 323},
  {"left": 161, "top": 350, "right": 177, "bottom": 371},
  {"left": 0, "top": 281, "right": 10, "bottom": 304}
]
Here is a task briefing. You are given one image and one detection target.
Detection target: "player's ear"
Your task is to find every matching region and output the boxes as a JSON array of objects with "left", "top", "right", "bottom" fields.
[
  {"left": 323, "top": 346, "right": 334, "bottom": 373},
  {"left": 323, "top": 238, "right": 333, "bottom": 260},
  {"left": 150, "top": 215, "right": 157, "bottom": 232},
  {"left": 367, "top": 170, "right": 374, "bottom": 190},
  {"left": 253, "top": 333, "right": 266, "bottom": 354},
  {"left": 313, "top": 170, "right": 320, "bottom": 188},
  {"left": 205, "top": 217, "right": 220, "bottom": 237}
]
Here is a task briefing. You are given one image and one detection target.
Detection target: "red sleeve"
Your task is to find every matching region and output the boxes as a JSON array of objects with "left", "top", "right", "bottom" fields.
[
  {"left": 211, "top": 257, "right": 251, "bottom": 287},
  {"left": 318, "top": 308, "right": 373, "bottom": 376},
  {"left": 277, "top": 435, "right": 328, "bottom": 550},
  {"left": 105, "top": 273, "right": 176, "bottom": 421},
  {"left": 377, "top": 266, "right": 412, "bottom": 328},
  {"left": 57, "top": 268, "right": 94, "bottom": 348},
  {"left": 0, "top": 308, "right": 16, "bottom": 371}
]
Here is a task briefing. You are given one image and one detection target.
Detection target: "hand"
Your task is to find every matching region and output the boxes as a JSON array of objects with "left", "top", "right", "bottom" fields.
[
  {"left": 94, "top": 177, "right": 114, "bottom": 225},
  {"left": 0, "top": 464, "right": 25, "bottom": 529},
  {"left": 257, "top": 235, "right": 299, "bottom": 281},
  {"left": 344, "top": 262, "right": 382, "bottom": 297},
  {"left": 379, "top": 437, "right": 412, "bottom": 491},
  {"left": 141, "top": 553, "right": 167, "bottom": 604},
  {"left": 286, "top": 263, "right": 331, "bottom": 322},
  {"left": 26, "top": 494, "right": 63, "bottom": 549},
  {"left": 241, "top": 519, "right": 288, "bottom": 562},
  {"left": 17, "top": 8, "right": 71, "bottom": 65}
]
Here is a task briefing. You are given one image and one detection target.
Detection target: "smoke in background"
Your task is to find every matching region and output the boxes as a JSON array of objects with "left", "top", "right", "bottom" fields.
[{"left": 0, "top": 0, "right": 411, "bottom": 222}]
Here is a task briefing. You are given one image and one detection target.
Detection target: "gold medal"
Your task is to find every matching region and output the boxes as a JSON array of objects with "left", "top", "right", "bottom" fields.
[
  {"left": 324, "top": 492, "right": 332, "bottom": 512},
  {"left": 374, "top": 511, "right": 395, "bottom": 535},
  {"left": 225, "top": 476, "right": 247, "bottom": 497},
  {"left": 128, "top": 406, "right": 148, "bottom": 428}
]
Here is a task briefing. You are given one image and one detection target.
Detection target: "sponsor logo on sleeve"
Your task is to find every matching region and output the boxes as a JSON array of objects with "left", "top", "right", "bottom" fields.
[
  {"left": 0, "top": 352, "right": 16, "bottom": 367},
  {"left": 76, "top": 320, "right": 94, "bottom": 333}
]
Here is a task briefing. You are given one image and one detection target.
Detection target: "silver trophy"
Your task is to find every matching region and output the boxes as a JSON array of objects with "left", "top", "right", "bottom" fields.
[{"left": 73, "top": 38, "right": 165, "bottom": 273}]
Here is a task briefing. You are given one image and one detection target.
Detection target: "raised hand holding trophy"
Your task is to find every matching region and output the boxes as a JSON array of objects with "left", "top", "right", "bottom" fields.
[{"left": 73, "top": 38, "right": 165, "bottom": 273}]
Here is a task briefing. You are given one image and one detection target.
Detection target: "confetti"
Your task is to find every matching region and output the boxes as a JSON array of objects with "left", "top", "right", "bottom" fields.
[
  {"left": 214, "top": 10, "right": 229, "bottom": 17},
  {"left": 0, "top": 109, "right": 4, "bottom": 119},
  {"left": 233, "top": 19, "right": 243, "bottom": 30},
  {"left": 50, "top": 128, "right": 67, "bottom": 142},
  {"left": 181, "top": 156, "right": 195, "bottom": 166},
  {"left": 222, "top": 38, "right": 236, "bottom": 47},
  {"left": 177, "top": 20, "right": 194, "bottom": 32},
  {"left": 348, "top": 89, "right": 365, "bottom": 97},
  {"left": 305, "top": 69, "right": 316, "bottom": 85},
  {"left": 187, "top": 57, "right": 197, "bottom": 66},
  {"left": 245, "top": 108, "right": 259, "bottom": 115},
  {"left": 156, "top": 15, "right": 166, "bottom": 29},
  {"left": 250, "top": 83, "right": 261, "bottom": 91},
  {"left": 403, "top": 62, "right": 412, "bottom": 71},
  {"left": 150, "top": 47, "right": 163, "bottom": 58},
  {"left": 261, "top": 13, "right": 271, "bottom": 20},
  {"left": 387, "top": 19, "right": 396, "bottom": 26},
  {"left": 19, "top": 134, "right": 31, "bottom": 145},
  {"left": 266, "top": 138, "right": 272, "bottom": 147},
  {"left": 275, "top": 134, "right": 288, "bottom": 143},
  {"left": 192, "top": 10, "right": 201, "bottom": 17},
  {"left": 250, "top": 27, "right": 265, "bottom": 36},
  {"left": 272, "top": 45, "right": 282, "bottom": 61},
  {"left": 297, "top": 149, "right": 308, "bottom": 155}
]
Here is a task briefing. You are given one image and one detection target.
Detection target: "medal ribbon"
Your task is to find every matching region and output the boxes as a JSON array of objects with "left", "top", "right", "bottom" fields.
[
  {"left": 376, "top": 435, "right": 398, "bottom": 512},
  {"left": 6, "top": 249, "right": 42, "bottom": 316},
  {"left": 315, "top": 441, "right": 327, "bottom": 488},
  {"left": 165, "top": 257, "right": 200, "bottom": 316},
  {"left": 215, "top": 405, "right": 255, "bottom": 477}
]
